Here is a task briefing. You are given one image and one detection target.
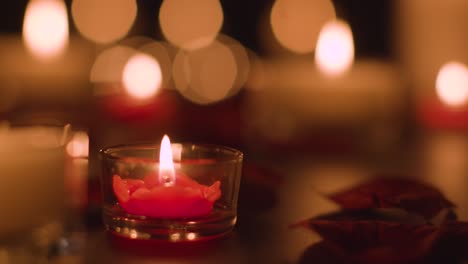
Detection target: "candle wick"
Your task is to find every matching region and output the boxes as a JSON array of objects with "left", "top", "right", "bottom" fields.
[{"left": 160, "top": 171, "right": 175, "bottom": 187}]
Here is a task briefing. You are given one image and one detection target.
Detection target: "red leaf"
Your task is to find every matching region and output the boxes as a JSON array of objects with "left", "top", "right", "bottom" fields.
[
  {"left": 296, "top": 219, "right": 468, "bottom": 263},
  {"left": 429, "top": 221, "right": 468, "bottom": 261},
  {"left": 299, "top": 241, "right": 347, "bottom": 264},
  {"left": 306, "top": 220, "right": 436, "bottom": 251},
  {"left": 329, "top": 178, "right": 454, "bottom": 219},
  {"left": 292, "top": 209, "right": 427, "bottom": 228},
  {"left": 299, "top": 220, "right": 440, "bottom": 263}
]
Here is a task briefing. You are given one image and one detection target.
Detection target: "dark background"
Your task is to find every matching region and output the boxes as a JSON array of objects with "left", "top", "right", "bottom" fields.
[{"left": 0, "top": 0, "right": 392, "bottom": 58}]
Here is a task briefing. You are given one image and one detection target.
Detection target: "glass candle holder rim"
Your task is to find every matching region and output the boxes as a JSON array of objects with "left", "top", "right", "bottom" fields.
[{"left": 100, "top": 142, "right": 243, "bottom": 163}]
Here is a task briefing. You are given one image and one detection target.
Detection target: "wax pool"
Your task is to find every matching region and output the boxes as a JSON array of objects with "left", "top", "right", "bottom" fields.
[{"left": 113, "top": 173, "right": 221, "bottom": 218}]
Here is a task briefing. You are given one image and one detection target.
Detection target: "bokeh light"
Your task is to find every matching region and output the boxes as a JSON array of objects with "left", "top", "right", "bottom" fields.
[
  {"left": 172, "top": 40, "right": 237, "bottom": 104},
  {"left": 90, "top": 45, "right": 137, "bottom": 84},
  {"left": 122, "top": 53, "right": 163, "bottom": 100},
  {"left": 140, "top": 41, "right": 174, "bottom": 89},
  {"left": 244, "top": 51, "right": 266, "bottom": 91},
  {"left": 315, "top": 20, "right": 354, "bottom": 76},
  {"left": 436, "top": 61, "right": 468, "bottom": 107},
  {"left": 66, "top": 132, "right": 89, "bottom": 158},
  {"left": 159, "top": 0, "right": 223, "bottom": 51},
  {"left": 71, "top": 0, "right": 137, "bottom": 44},
  {"left": 219, "top": 35, "right": 251, "bottom": 95},
  {"left": 270, "top": 0, "right": 335, "bottom": 54},
  {"left": 23, "top": 0, "right": 69, "bottom": 59},
  {"left": 119, "top": 36, "right": 155, "bottom": 49}
]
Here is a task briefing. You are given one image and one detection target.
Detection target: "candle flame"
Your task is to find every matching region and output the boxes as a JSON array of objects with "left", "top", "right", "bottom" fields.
[
  {"left": 315, "top": 19, "right": 354, "bottom": 76},
  {"left": 435, "top": 61, "right": 468, "bottom": 107},
  {"left": 23, "top": 0, "right": 69, "bottom": 59},
  {"left": 159, "top": 134, "right": 175, "bottom": 186}
]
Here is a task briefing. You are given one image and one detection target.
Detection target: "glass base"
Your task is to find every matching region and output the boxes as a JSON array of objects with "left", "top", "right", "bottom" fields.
[{"left": 103, "top": 205, "right": 236, "bottom": 242}]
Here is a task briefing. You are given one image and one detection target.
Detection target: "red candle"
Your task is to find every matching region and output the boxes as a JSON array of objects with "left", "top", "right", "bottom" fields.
[
  {"left": 418, "top": 99, "right": 468, "bottom": 130},
  {"left": 418, "top": 61, "right": 468, "bottom": 130},
  {"left": 112, "top": 135, "right": 221, "bottom": 218}
]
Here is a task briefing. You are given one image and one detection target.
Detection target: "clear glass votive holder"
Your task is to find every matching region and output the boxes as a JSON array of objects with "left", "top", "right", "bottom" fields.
[{"left": 100, "top": 143, "right": 243, "bottom": 242}]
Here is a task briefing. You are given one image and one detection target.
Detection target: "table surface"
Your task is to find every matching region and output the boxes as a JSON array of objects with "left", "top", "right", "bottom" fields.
[{"left": 25, "top": 133, "right": 468, "bottom": 263}]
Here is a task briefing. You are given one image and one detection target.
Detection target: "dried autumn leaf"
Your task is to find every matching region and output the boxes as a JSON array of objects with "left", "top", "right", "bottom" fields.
[
  {"left": 301, "top": 220, "right": 436, "bottom": 251},
  {"left": 292, "top": 208, "right": 426, "bottom": 227},
  {"left": 329, "top": 178, "right": 454, "bottom": 219},
  {"left": 299, "top": 241, "right": 347, "bottom": 264},
  {"left": 429, "top": 221, "right": 468, "bottom": 261},
  {"left": 296, "top": 220, "right": 441, "bottom": 263}
]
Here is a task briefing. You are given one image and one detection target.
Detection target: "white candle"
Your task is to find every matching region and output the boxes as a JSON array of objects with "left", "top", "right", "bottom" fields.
[
  {"left": 245, "top": 20, "right": 403, "bottom": 151},
  {"left": 0, "top": 0, "right": 94, "bottom": 109},
  {"left": 254, "top": 57, "right": 401, "bottom": 124},
  {"left": 65, "top": 131, "right": 89, "bottom": 209},
  {"left": 396, "top": 0, "right": 468, "bottom": 99},
  {"left": 0, "top": 126, "right": 66, "bottom": 236},
  {"left": 248, "top": 20, "right": 402, "bottom": 131},
  {"left": 0, "top": 35, "right": 94, "bottom": 106}
]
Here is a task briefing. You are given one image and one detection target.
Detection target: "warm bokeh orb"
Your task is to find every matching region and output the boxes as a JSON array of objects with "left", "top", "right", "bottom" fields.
[
  {"left": 172, "top": 40, "right": 237, "bottom": 104},
  {"left": 122, "top": 53, "right": 163, "bottom": 100},
  {"left": 139, "top": 41, "right": 174, "bottom": 89},
  {"left": 270, "top": 0, "right": 335, "bottom": 54},
  {"left": 71, "top": 0, "right": 137, "bottom": 44},
  {"left": 23, "top": 0, "right": 69, "bottom": 59},
  {"left": 66, "top": 132, "right": 89, "bottom": 158},
  {"left": 159, "top": 0, "right": 223, "bottom": 50},
  {"left": 219, "top": 35, "right": 251, "bottom": 95},
  {"left": 90, "top": 46, "right": 137, "bottom": 84},
  {"left": 436, "top": 61, "right": 468, "bottom": 107},
  {"left": 244, "top": 51, "right": 266, "bottom": 91},
  {"left": 315, "top": 20, "right": 354, "bottom": 76}
]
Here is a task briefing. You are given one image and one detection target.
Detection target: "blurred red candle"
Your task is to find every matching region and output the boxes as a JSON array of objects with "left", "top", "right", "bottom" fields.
[
  {"left": 418, "top": 61, "right": 468, "bottom": 130},
  {"left": 113, "top": 135, "right": 221, "bottom": 218}
]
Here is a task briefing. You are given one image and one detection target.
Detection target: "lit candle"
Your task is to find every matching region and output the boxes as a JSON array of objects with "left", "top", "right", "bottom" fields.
[
  {"left": 418, "top": 61, "right": 468, "bottom": 129},
  {"left": 112, "top": 135, "right": 221, "bottom": 219},
  {"left": 101, "top": 137, "right": 242, "bottom": 241},
  {"left": 396, "top": 0, "right": 467, "bottom": 103},
  {"left": 248, "top": 19, "right": 401, "bottom": 142},
  {"left": 0, "top": 0, "right": 93, "bottom": 108}
]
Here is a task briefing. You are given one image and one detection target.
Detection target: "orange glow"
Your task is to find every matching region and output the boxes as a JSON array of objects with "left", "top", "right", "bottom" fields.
[
  {"left": 122, "top": 53, "right": 162, "bottom": 100},
  {"left": 66, "top": 132, "right": 89, "bottom": 158},
  {"left": 23, "top": 0, "right": 69, "bottom": 59},
  {"left": 436, "top": 61, "right": 468, "bottom": 107},
  {"left": 159, "top": 135, "right": 175, "bottom": 186},
  {"left": 219, "top": 35, "right": 251, "bottom": 94},
  {"left": 270, "top": 0, "right": 335, "bottom": 54},
  {"left": 173, "top": 40, "right": 238, "bottom": 104},
  {"left": 71, "top": 0, "right": 137, "bottom": 44},
  {"left": 315, "top": 20, "right": 354, "bottom": 76},
  {"left": 140, "top": 41, "right": 174, "bottom": 90},
  {"left": 90, "top": 46, "right": 137, "bottom": 85},
  {"left": 244, "top": 51, "right": 266, "bottom": 91},
  {"left": 159, "top": 0, "right": 223, "bottom": 50},
  {"left": 186, "top": 232, "right": 196, "bottom": 240}
]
